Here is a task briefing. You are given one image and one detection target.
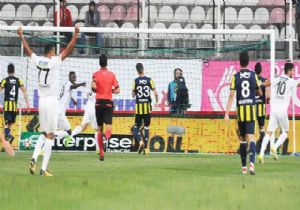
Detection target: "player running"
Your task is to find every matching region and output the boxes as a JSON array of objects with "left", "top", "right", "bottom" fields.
[
  {"left": 71, "top": 91, "right": 98, "bottom": 141},
  {"left": 0, "top": 64, "right": 30, "bottom": 144},
  {"left": 254, "top": 62, "right": 270, "bottom": 151},
  {"left": 225, "top": 51, "right": 262, "bottom": 175},
  {"left": 258, "top": 63, "right": 300, "bottom": 163},
  {"left": 132, "top": 63, "right": 158, "bottom": 154},
  {"left": 92, "top": 54, "right": 120, "bottom": 161},
  {"left": 18, "top": 25, "right": 79, "bottom": 176},
  {"left": 57, "top": 71, "right": 86, "bottom": 146}
]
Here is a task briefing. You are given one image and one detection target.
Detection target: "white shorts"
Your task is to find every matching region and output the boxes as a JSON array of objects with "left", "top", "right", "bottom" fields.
[
  {"left": 58, "top": 110, "right": 71, "bottom": 131},
  {"left": 39, "top": 96, "right": 59, "bottom": 133},
  {"left": 82, "top": 109, "right": 98, "bottom": 130},
  {"left": 267, "top": 111, "right": 289, "bottom": 132}
]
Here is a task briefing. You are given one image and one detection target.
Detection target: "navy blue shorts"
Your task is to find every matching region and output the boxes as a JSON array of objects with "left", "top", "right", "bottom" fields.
[
  {"left": 238, "top": 121, "right": 255, "bottom": 137},
  {"left": 257, "top": 116, "right": 265, "bottom": 127},
  {"left": 4, "top": 111, "right": 17, "bottom": 124}
]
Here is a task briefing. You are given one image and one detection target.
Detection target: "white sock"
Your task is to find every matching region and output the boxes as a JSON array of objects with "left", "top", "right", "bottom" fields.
[
  {"left": 55, "top": 130, "right": 69, "bottom": 138},
  {"left": 71, "top": 126, "right": 82, "bottom": 137},
  {"left": 260, "top": 134, "right": 270, "bottom": 157},
  {"left": 32, "top": 134, "right": 46, "bottom": 162},
  {"left": 41, "top": 138, "right": 54, "bottom": 171},
  {"left": 274, "top": 132, "right": 288, "bottom": 151},
  {"left": 270, "top": 132, "right": 275, "bottom": 149}
]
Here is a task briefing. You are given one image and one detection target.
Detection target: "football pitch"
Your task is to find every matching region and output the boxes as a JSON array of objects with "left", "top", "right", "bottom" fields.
[{"left": 0, "top": 152, "right": 300, "bottom": 210}]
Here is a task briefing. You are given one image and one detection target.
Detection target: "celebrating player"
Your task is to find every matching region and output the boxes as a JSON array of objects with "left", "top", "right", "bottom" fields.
[
  {"left": 92, "top": 54, "right": 120, "bottom": 161},
  {"left": 57, "top": 71, "right": 86, "bottom": 146},
  {"left": 224, "top": 51, "right": 262, "bottom": 175},
  {"left": 71, "top": 91, "right": 98, "bottom": 142},
  {"left": 254, "top": 62, "right": 270, "bottom": 151},
  {"left": 258, "top": 63, "right": 300, "bottom": 163},
  {"left": 18, "top": 25, "right": 80, "bottom": 176},
  {"left": 0, "top": 64, "right": 30, "bottom": 144},
  {"left": 132, "top": 63, "right": 158, "bottom": 154}
]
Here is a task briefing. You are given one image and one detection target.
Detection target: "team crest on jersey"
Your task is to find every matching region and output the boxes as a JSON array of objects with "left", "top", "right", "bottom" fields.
[
  {"left": 139, "top": 79, "right": 147, "bottom": 85},
  {"left": 9, "top": 79, "right": 16, "bottom": 84},
  {"left": 240, "top": 72, "right": 251, "bottom": 79},
  {"left": 38, "top": 60, "right": 49, "bottom": 68}
]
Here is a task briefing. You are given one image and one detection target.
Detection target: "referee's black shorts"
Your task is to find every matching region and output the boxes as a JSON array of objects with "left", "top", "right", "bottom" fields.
[
  {"left": 135, "top": 114, "right": 151, "bottom": 128},
  {"left": 95, "top": 99, "right": 114, "bottom": 126},
  {"left": 4, "top": 111, "right": 17, "bottom": 124}
]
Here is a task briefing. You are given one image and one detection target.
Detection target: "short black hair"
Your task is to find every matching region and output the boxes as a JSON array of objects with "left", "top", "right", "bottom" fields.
[
  {"left": 89, "top": 1, "right": 96, "bottom": 7},
  {"left": 284, "top": 62, "right": 294, "bottom": 74},
  {"left": 69, "top": 71, "right": 76, "bottom": 77},
  {"left": 255, "top": 62, "right": 262, "bottom": 75},
  {"left": 239, "top": 51, "right": 249, "bottom": 68},
  {"left": 99, "top": 54, "right": 108, "bottom": 67},
  {"left": 7, "top": 63, "right": 15, "bottom": 74},
  {"left": 136, "top": 63, "right": 144, "bottom": 74},
  {"left": 44, "top": 44, "right": 55, "bottom": 55}
]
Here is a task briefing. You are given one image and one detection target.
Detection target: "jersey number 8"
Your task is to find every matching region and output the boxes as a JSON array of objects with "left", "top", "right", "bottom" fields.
[{"left": 241, "top": 80, "right": 250, "bottom": 98}]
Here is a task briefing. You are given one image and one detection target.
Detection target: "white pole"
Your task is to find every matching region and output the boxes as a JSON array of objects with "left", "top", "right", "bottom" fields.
[
  {"left": 140, "top": 0, "right": 146, "bottom": 57},
  {"left": 55, "top": 0, "right": 60, "bottom": 55},
  {"left": 216, "top": 0, "right": 221, "bottom": 57},
  {"left": 289, "top": 0, "right": 294, "bottom": 61}
]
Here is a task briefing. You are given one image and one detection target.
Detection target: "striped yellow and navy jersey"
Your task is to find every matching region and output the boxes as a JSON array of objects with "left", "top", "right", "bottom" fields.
[
  {"left": 132, "top": 76, "right": 155, "bottom": 115},
  {"left": 255, "top": 76, "right": 267, "bottom": 117},
  {"left": 230, "top": 69, "right": 259, "bottom": 122},
  {"left": 0, "top": 76, "right": 24, "bottom": 112}
]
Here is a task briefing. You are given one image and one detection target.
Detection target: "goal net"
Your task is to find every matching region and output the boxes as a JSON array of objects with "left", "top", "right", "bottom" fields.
[{"left": 1, "top": 25, "right": 296, "bottom": 155}]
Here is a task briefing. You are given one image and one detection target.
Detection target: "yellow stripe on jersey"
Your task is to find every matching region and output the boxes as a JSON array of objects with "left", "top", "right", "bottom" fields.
[
  {"left": 0, "top": 79, "right": 6, "bottom": 88},
  {"left": 19, "top": 79, "right": 24, "bottom": 86},
  {"left": 258, "top": 104, "right": 262, "bottom": 117},
  {"left": 239, "top": 106, "right": 244, "bottom": 122},
  {"left": 9, "top": 101, "right": 12, "bottom": 111},
  {"left": 246, "top": 105, "right": 251, "bottom": 121},
  {"left": 150, "top": 79, "right": 155, "bottom": 90},
  {"left": 4, "top": 101, "right": 8, "bottom": 111},
  {"left": 135, "top": 104, "right": 138, "bottom": 114},
  {"left": 143, "top": 103, "right": 148, "bottom": 114},
  {"left": 139, "top": 103, "right": 143, "bottom": 115},
  {"left": 252, "top": 106, "right": 256, "bottom": 121},
  {"left": 230, "top": 76, "right": 236, "bottom": 90}
]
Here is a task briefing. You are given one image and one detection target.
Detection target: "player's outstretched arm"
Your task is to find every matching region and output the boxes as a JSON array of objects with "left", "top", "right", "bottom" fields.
[
  {"left": 70, "top": 82, "right": 86, "bottom": 90},
  {"left": 224, "top": 90, "right": 235, "bottom": 122},
  {"left": 20, "top": 86, "right": 31, "bottom": 112},
  {"left": 17, "top": 27, "right": 33, "bottom": 57},
  {"left": 61, "top": 25, "right": 80, "bottom": 61}
]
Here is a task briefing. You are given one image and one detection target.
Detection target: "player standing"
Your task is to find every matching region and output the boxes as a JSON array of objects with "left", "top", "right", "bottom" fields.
[
  {"left": 254, "top": 62, "right": 269, "bottom": 151},
  {"left": 132, "top": 63, "right": 158, "bottom": 154},
  {"left": 18, "top": 25, "right": 79, "bottom": 176},
  {"left": 0, "top": 64, "right": 30, "bottom": 144},
  {"left": 92, "top": 54, "right": 120, "bottom": 161},
  {"left": 258, "top": 63, "right": 300, "bottom": 163},
  {"left": 225, "top": 51, "right": 262, "bottom": 175},
  {"left": 57, "top": 71, "right": 86, "bottom": 146}
]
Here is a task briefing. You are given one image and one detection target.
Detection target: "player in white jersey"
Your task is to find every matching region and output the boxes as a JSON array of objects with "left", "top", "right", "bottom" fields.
[
  {"left": 71, "top": 92, "right": 98, "bottom": 144},
  {"left": 57, "top": 71, "right": 86, "bottom": 146},
  {"left": 258, "top": 63, "right": 300, "bottom": 163},
  {"left": 18, "top": 26, "right": 80, "bottom": 176}
]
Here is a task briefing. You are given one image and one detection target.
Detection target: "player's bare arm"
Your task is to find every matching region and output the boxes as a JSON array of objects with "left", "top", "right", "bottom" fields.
[
  {"left": 17, "top": 27, "right": 33, "bottom": 57},
  {"left": 113, "top": 86, "right": 120, "bottom": 94},
  {"left": 20, "top": 86, "right": 31, "bottom": 112},
  {"left": 224, "top": 90, "right": 235, "bottom": 122},
  {"left": 256, "top": 87, "right": 263, "bottom": 97},
  {"left": 153, "top": 89, "right": 159, "bottom": 103},
  {"left": 70, "top": 82, "right": 86, "bottom": 90},
  {"left": 61, "top": 25, "right": 80, "bottom": 61}
]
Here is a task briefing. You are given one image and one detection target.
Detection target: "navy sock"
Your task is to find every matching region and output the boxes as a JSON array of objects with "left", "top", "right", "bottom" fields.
[
  {"left": 144, "top": 128, "right": 149, "bottom": 148},
  {"left": 240, "top": 142, "right": 247, "bottom": 167},
  {"left": 249, "top": 141, "right": 256, "bottom": 163},
  {"left": 259, "top": 131, "right": 265, "bottom": 142},
  {"left": 4, "top": 128, "right": 11, "bottom": 138},
  {"left": 134, "top": 127, "right": 141, "bottom": 142}
]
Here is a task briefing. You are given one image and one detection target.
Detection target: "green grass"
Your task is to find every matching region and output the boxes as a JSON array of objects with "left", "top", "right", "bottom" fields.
[{"left": 0, "top": 152, "right": 300, "bottom": 210}]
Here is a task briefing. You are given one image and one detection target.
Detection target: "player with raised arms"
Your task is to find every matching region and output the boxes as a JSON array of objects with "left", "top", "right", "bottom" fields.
[
  {"left": 92, "top": 54, "right": 120, "bottom": 161},
  {"left": 0, "top": 64, "right": 30, "bottom": 144},
  {"left": 132, "top": 63, "right": 158, "bottom": 154},
  {"left": 225, "top": 51, "right": 262, "bottom": 175},
  {"left": 18, "top": 25, "right": 80, "bottom": 176},
  {"left": 258, "top": 63, "right": 300, "bottom": 163}
]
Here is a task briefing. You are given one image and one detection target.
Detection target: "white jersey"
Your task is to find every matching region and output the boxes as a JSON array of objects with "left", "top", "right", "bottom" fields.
[
  {"left": 59, "top": 81, "right": 74, "bottom": 111},
  {"left": 270, "top": 75, "right": 297, "bottom": 113},
  {"left": 84, "top": 92, "right": 96, "bottom": 112},
  {"left": 30, "top": 53, "right": 61, "bottom": 98}
]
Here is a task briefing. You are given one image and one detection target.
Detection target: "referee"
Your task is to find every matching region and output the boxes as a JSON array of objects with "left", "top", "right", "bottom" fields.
[{"left": 0, "top": 64, "right": 30, "bottom": 143}]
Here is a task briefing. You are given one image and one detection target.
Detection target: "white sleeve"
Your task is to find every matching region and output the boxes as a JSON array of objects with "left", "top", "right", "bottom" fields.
[
  {"left": 54, "top": 55, "right": 62, "bottom": 66},
  {"left": 30, "top": 53, "right": 38, "bottom": 65},
  {"left": 271, "top": 77, "right": 279, "bottom": 87}
]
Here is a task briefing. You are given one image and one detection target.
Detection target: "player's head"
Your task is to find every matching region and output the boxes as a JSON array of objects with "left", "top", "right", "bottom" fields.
[
  {"left": 136, "top": 63, "right": 144, "bottom": 74},
  {"left": 99, "top": 54, "right": 107, "bottom": 68},
  {"left": 7, "top": 63, "right": 15, "bottom": 75},
  {"left": 174, "top": 68, "right": 183, "bottom": 80},
  {"left": 44, "top": 44, "right": 55, "bottom": 57},
  {"left": 59, "top": 0, "right": 66, "bottom": 6},
  {"left": 239, "top": 51, "right": 249, "bottom": 68},
  {"left": 89, "top": 1, "right": 96, "bottom": 12},
  {"left": 255, "top": 62, "right": 262, "bottom": 75},
  {"left": 69, "top": 71, "right": 76, "bottom": 82},
  {"left": 284, "top": 62, "right": 295, "bottom": 77}
]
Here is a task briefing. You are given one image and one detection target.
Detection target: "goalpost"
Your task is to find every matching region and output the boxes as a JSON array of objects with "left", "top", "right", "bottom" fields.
[{"left": 2, "top": 25, "right": 295, "bottom": 154}]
